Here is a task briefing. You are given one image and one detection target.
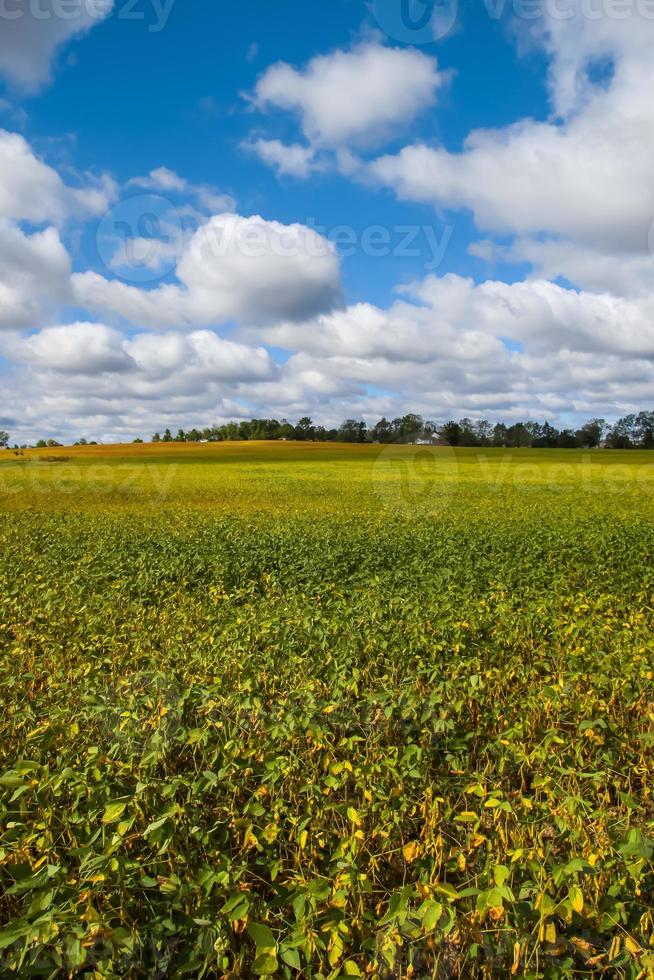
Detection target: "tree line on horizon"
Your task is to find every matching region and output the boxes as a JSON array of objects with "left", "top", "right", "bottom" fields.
[
  {"left": 148, "top": 411, "right": 654, "bottom": 450},
  {"left": 4, "top": 411, "right": 654, "bottom": 451}
]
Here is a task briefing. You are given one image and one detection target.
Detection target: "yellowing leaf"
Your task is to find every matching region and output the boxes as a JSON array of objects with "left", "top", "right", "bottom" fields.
[
  {"left": 102, "top": 802, "right": 127, "bottom": 825},
  {"left": 569, "top": 886, "right": 584, "bottom": 914},
  {"left": 511, "top": 942, "right": 521, "bottom": 975}
]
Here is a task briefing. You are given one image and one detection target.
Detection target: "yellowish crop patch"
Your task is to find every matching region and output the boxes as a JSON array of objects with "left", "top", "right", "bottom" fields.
[{"left": 1, "top": 443, "right": 653, "bottom": 976}]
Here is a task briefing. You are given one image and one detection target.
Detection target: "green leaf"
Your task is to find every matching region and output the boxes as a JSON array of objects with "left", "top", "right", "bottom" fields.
[
  {"left": 0, "top": 772, "right": 25, "bottom": 789},
  {"left": 421, "top": 899, "right": 443, "bottom": 931},
  {"left": 252, "top": 952, "right": 278, "bottom": 975},
  {"left": 436, "top": 882, "right": 460, "bottom": 902},
  {"left": 0, "top": 919, "right": 30, "bottom": 950},
  {"left": 493, "top": 865, "right": 510, "bottom": 887},
  {"left": 102, "top": 801, "right": 127, "bottom": 824},
  {"left": 248, "top": 922, "right": 277, "bottom": 954},
  {"left": 65, "top": 936, "right": 87, "bottom": 969},
  {"left": 280, "top": 947, "right": 301, "bottom": 970}
]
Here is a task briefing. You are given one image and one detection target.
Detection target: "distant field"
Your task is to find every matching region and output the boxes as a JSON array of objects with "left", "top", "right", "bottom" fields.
[{"left": 1, "top": 443, "right": 653, "bottom": 977}]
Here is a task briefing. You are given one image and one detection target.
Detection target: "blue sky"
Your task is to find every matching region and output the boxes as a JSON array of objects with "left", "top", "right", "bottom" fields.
[
  {"left": 0, "top": 0, "right": 653, "bottom": 441},
  {"left": 22, "top": 1, "right": 545, "bottom": 301}
]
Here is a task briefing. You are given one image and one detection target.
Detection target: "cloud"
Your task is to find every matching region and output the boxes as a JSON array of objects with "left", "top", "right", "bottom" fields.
[
  {"left": 524, "top": 7, "right": 652, "bottom": 120},
  {"left": 8, "top": 321, "right": 277, "bottom": 382},
  {"left": 252, "top": 41, "right": 443, "bottom": 150},
  {"left": 0, "top": 222, "right": 71, "bottom": 330},
  {"left": 0, "top": 129, "right": 115, "bottom": 223},
  {"left": 370, "top": 107, "right": 652, "bottom": 254},
  {"left": 2, "top": 322, "right": 280, "bottom": 442},
  {"left": 470, "top": 237, "right": 654, "bottom": 298},
  {"left": 242, "top": 139, "right": 318, "bottom": 178},
  {"left": 74, "top": 212, "right": 343, "bottom": 327},
  {"left": 127, "top": 330, "right": 277, "bottom": 383},
  {"left": 128, "top": 167, "right": 235, "bottom": 213},
  {"left": 238, "top": 272, "right": 654, "bottom": 420},
  {"left": 6, "top": 271, "right": 654, "bottom": 442},
  {"left": 369, "top": 15, "right": 654, "bottom": 291},
  {"left": 0, "top": 130, "right": 115, "bottom": 335},
  {"left": 7, "top": 322, "right": 134, "bottom": 373},
  {"left": 0, "top": 0, "right": 113, "bottom": 90}
]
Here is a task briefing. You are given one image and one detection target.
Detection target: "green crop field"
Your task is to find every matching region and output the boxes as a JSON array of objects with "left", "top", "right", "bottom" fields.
[{"left": 1, "top": 442, "right": 653, "bottom": 978}]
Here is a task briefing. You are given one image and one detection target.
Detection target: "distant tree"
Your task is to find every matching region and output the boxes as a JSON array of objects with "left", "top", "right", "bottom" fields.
[
  {"left": 152, "top": 432, "right": 161, "bottom": 443},
  {"left": 220, "top": 421, "right": 238, "bottom": 440},
  {"left": 524, "top": 422, "right": 542, "bottom": 445},
  {"left": 493, "top": 423, "right": 508, "bottom": 447},
  {"left": 162, "top": 428, "right": 173, "bottom": 443},
  {"left": 440, "top": 421, "right": 462, "bottom": 446},
  {"left": 542, "top": 422, "right": 560, "bottom": 448},
  {"left": 607, "top": 415, "right": 636, "bottom": 449},
  {"left": 391, "top": 414, "right": 424, "bottom": 443},
  {"left": 338, "top": 419, "right": 367, "bottom": 443},
  {"left": 475, "top": 420, "right": 493, "bottom": 446},
  {"left": 558, "top": 429, "right": 577, "bottom": 449},
  {"left": 295, "top": 417, "right": 315, "bottom": 441},
  {"left": 635, "top": 411, "right": 654, "bottom": 448},
  {"left": 506, "top": 423, "right": 531, "bottom": 448},
  {"left": 531, "top": 421, "right": 559, "bottom": 448},
  {"left": 278, "top": 421, "right": 296, "bottom": 440},
  {"left": 576, "top": 418, "right": 605, "bottom": 448},
  {"left": 249, "top": 418, "right": 278, "bottom": 441},
  {"left": 133, "top": 438, "right": 144, "bottom": 444},
  {"left": 459, "top": 418, "right": 479, "bottom": 447},
  {"left": 370, "top": 417, "right": 392, "bottom": 443},
  {"left": 0, "top": 430, "right": 9, "bottom": 448},
  {"left": 175, "top": 429, "right": 186, "bottom": 442},
  {"left": 46, "top": 439, "right": 62, "bottom": 448}
]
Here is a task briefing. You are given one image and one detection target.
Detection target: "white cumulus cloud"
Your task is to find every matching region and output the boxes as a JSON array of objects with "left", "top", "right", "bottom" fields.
[
  {"left": 74, "top": 212, "right": 343, "bottom": 327},
  {"left": 252, "top": 41, "right": 443, "bottom": 149}
]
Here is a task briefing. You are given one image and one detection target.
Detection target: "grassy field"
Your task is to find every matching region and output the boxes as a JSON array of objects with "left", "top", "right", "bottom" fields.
[{"left": 1, "top": 442, "right": 653, "bottom": 977}]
